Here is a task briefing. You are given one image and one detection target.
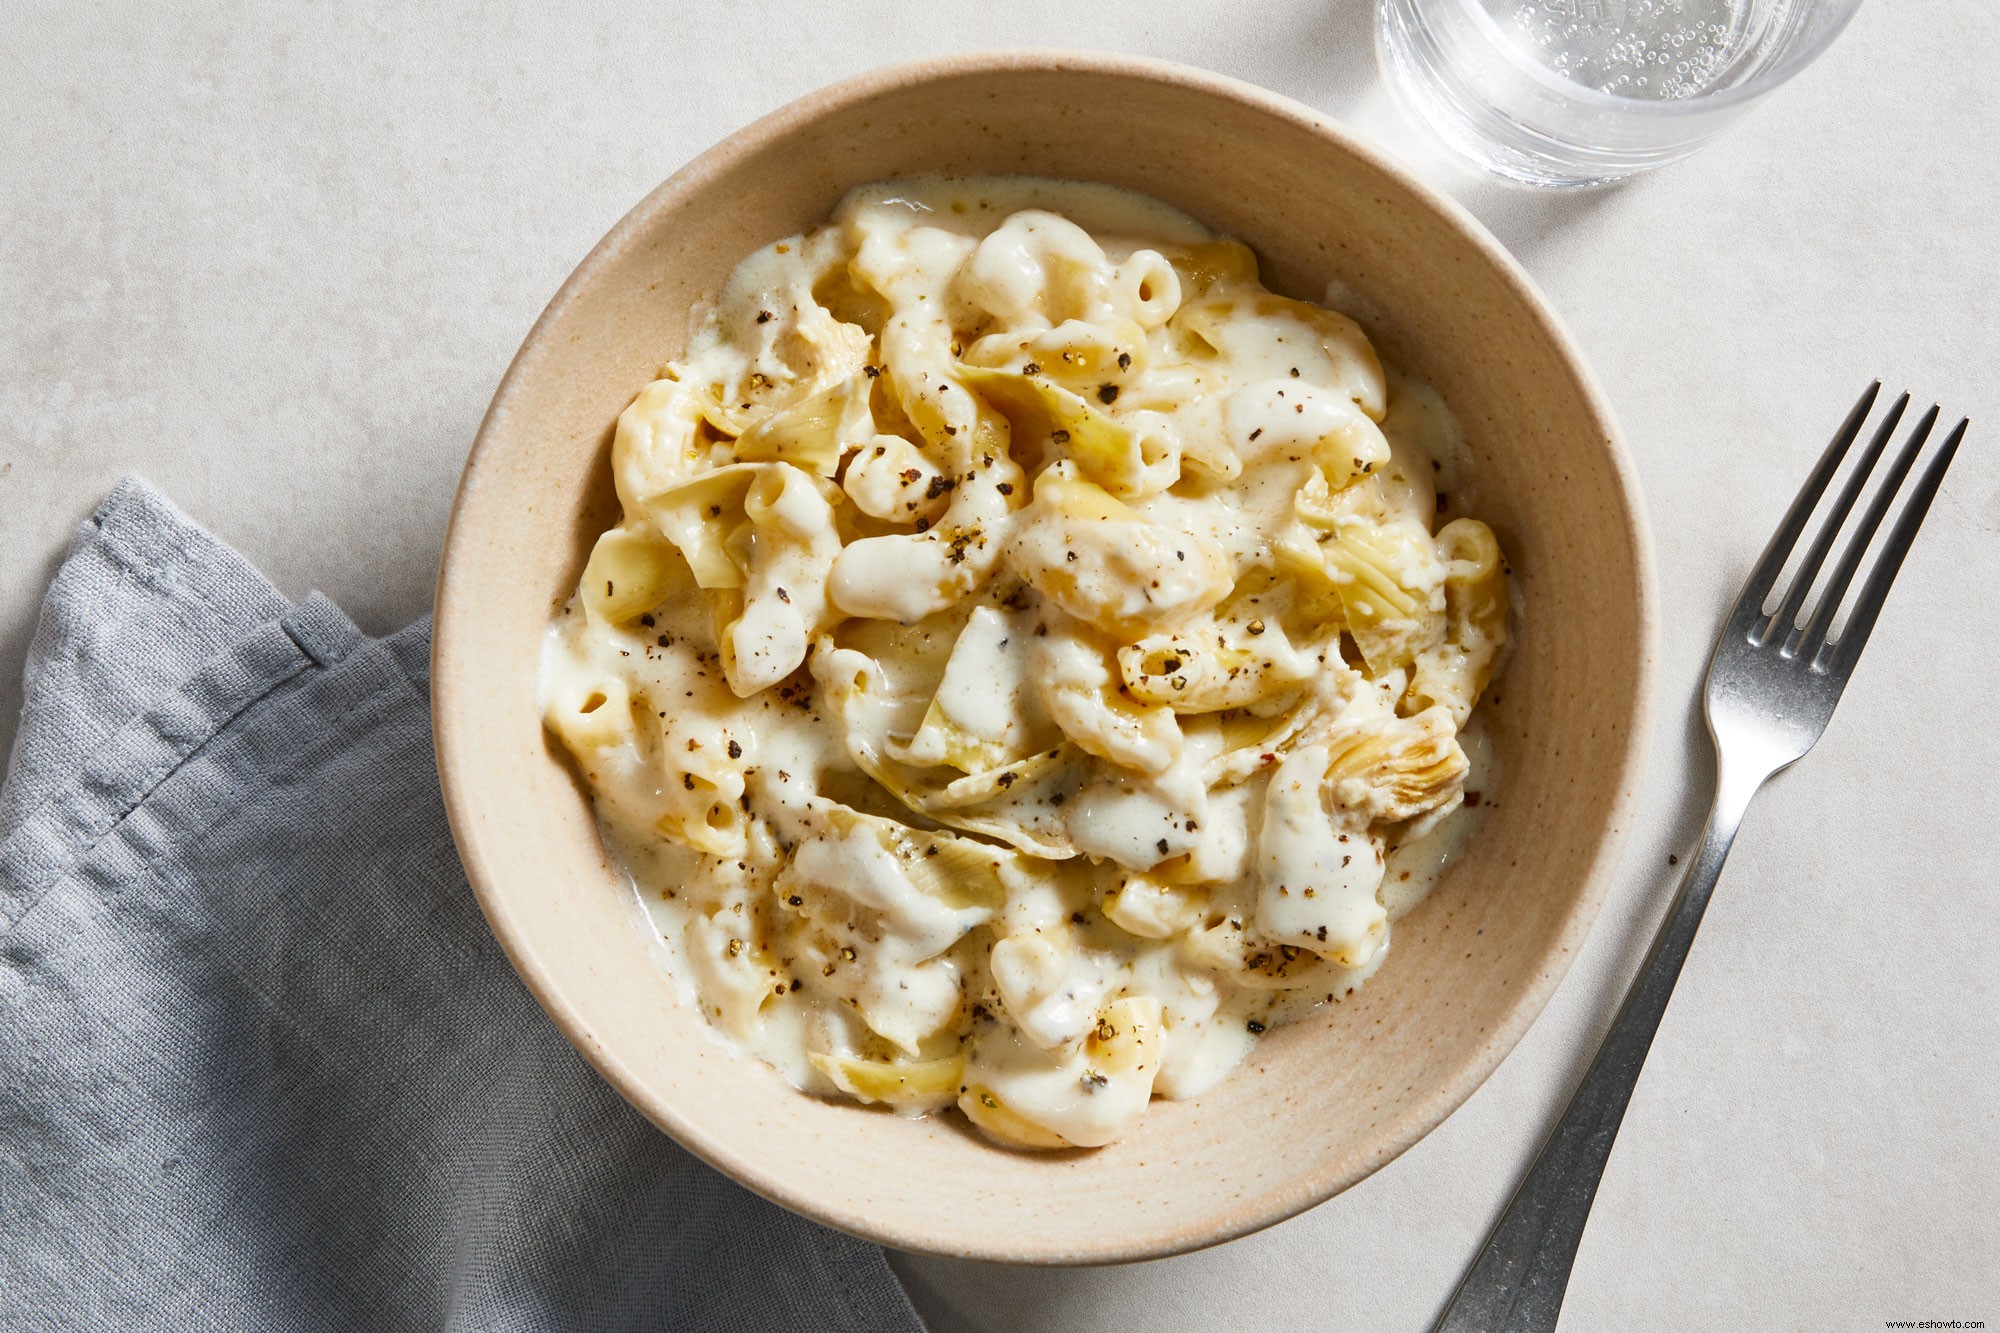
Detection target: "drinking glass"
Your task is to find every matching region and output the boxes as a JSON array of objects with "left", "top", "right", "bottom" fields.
[{"left": 1376, "top": 0, "right": 1864, "bottom": 187}]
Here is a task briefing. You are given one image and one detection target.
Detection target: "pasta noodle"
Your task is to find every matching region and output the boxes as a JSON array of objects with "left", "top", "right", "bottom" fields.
[{"left": 540, "top": 176, "right": 1512, "bottom": 1150}]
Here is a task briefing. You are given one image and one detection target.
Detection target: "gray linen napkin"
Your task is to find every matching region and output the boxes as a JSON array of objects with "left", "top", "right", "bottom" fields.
[{"left": 0, "top": 477, "right": 925, "bottom": 1333}]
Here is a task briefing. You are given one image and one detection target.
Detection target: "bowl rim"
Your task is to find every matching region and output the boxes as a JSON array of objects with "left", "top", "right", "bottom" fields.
[{"left": 433, "top": 47, "right": 1659, "bottom": 1265}]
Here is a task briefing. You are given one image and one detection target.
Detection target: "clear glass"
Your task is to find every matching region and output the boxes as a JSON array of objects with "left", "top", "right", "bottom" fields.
[{"left": 1376, "top": 0, "right": 1864, "bottom": 187}]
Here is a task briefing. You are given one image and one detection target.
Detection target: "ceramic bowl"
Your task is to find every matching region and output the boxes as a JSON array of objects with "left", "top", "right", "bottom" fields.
[{"left": 433, "top": 50, "right": 1655, "bottom": 1264}]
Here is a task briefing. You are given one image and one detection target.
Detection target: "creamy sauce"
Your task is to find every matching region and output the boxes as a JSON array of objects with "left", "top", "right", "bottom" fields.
[{"left": 540, "top": 176, "right": 1513, "bottom": 1150}]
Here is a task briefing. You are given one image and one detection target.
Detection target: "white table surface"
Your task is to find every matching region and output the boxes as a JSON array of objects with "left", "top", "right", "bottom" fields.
[{"left": 5, "top": 3, "right": 1996, "bottom": 1328}]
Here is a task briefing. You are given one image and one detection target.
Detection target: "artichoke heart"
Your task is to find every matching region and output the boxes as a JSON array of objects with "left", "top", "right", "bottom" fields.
[
  {"left": 958, "top": 1085, "right": 1072, "bottom": 1150},
  {"left": 1406, "top": 518, "right": 1510, "bottom": 725},
  {"left": 815, "top": 644, "right": 1081, "bottom": 858},
  {"left": 642, "top": 463, "right": 842, "bottom": 590},
  {"left": 1314, "top": 516, "right": 1446, "bottom": 673},
  {"left": 579, "top": 526, "right": 694, "bottom": 625},
  {"left": 810, "top": 1051, "right": 965, "bottom": 1113},
  {"left": 734, "top": 372, "right": 871, "bottom": 476},
  {"left": 811, "top": 801, "right": 1010, "bottom": 915},
  {"left": 957, "top": 364, "right": 1155, "bottom": 497},
  {"left": 1321, "top": 704, "right": 1468, "bottom": 825}
]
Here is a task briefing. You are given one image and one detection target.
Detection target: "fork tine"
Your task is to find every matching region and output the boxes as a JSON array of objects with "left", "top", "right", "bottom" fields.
[
  {"left": 1764, "top": 392, "right": 1907, "bottom": 642},
  {"left": 1814, "top": 415, "right": 1969, "bottom": 674},
  {"left": 1787, "top": 402, "right": 1937, "bottom": 655},
  {"left": 1728, "top": 381, "right": 1881, "bottom": 641}
]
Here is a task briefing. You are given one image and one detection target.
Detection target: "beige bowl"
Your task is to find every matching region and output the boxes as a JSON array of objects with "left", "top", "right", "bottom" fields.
[{"left": 433, "top": 50, "right": 1655, "bottom": 1264}]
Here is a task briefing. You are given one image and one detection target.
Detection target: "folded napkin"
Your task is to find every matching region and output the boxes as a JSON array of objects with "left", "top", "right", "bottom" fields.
[{"left": 0, "top": 478, "right": 925, "bottom": 1333}]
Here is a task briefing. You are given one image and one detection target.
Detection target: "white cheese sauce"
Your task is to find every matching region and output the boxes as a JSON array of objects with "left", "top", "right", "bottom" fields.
[{"left": 540, "top": 175, "right": 1513, "bottom": 1149}]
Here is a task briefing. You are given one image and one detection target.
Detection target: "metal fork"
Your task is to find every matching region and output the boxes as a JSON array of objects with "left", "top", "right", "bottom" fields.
[{"left": 1433, "top": 383, "right": 1969, "bottom": 1333}]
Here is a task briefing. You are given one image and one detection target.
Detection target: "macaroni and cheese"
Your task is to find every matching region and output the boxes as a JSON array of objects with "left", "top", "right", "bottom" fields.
[{"left": 541, "top": 177, "right": 1510, "bottom": 1149}]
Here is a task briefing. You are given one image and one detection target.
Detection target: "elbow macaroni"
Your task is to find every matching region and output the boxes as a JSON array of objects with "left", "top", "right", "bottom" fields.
[{"left": 540, "top": 177, "right": 1514, "bottom": 1151}]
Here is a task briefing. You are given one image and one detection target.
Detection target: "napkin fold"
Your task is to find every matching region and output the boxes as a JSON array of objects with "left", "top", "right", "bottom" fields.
[{"left": 0, "top": 477, "right": 925, "bottom": 1333}]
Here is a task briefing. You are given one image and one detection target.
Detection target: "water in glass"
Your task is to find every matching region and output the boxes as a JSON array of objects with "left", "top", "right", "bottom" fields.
[{"left": 1377, "top": 0, "right": 1863, "bottom": 187}]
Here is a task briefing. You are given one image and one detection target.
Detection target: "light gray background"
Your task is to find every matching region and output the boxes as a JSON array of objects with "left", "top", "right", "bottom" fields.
[{"left": 4, "top": 3, "right": 1995, "bottom": 1329}]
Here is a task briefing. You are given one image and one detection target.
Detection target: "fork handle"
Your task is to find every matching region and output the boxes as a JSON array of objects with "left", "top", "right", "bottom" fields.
[{"left": 1431, "top": 763, "right": 1764, "bottom": 1333}]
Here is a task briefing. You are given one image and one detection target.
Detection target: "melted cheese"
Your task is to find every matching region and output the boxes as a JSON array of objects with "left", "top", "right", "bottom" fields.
[{"left": 540, "top": 176, "right": 1511, "bottom": 1150}]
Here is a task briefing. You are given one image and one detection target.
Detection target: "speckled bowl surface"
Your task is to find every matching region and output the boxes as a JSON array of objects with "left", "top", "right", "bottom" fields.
[{"left": 433, "top": 50, "right": 1655, "bottom": 1264}]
